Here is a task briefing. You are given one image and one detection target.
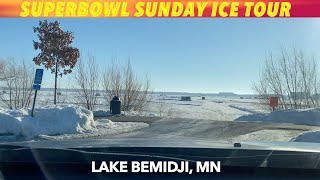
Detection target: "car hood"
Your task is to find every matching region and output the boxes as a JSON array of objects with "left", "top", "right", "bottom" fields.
[{"left": 2, "top": 137, "right": 320, "bottom": 153}]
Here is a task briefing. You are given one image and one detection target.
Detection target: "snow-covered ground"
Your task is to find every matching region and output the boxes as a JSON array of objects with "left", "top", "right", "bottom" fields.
[
  {"left": 233, "top": 107, "right": 320, "bottom": 143},
  {"left": 1, "top": 90, "right": 263, "bottom": 121},
  {"left": 0, "top": 105, "right": 148, "bottom": 140},
  {"left": 2, "top": 91, "right": 320, "bottom": 144},
  {"left": 80, "top": 93, "right": 264, "bottom": 121},
  {"left": 232, "top": 130, "right": 304, "bottom": 142},
  {"left": 144, "top": 95, "right": 264, "bottom": 121},
  {"left": 235, "top": 108, "right": 320, "bottom": 126},
  {"left": 290, "top": 131, "right": 320, "bottom": 143},
  {"left": 37, "top": 119, "right": 149, "bottom": 140}
]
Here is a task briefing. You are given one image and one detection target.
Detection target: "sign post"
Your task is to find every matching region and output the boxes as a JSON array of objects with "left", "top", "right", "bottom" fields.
[
  {"left": 269, "top": 96, "right": 279, "bottom": 112},
  {"left": 31, "top": 69, "right": 43, "bottom": 117}
]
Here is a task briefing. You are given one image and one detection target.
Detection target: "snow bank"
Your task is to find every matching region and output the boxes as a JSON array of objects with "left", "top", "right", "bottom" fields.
[
  {"left": 37, "top": 119, "right": 149, "bottom": 140},
  {"left": 0, "top": 106, "right": 149, "bottom": 140},
  {"left": 232, "top": 129, "right": 303, "bottom": 143},
  {"left": 93, "top": 110, "right": 112, "bottom": 118},
  {"left": 21, "top": 106, "right": 95, "bottom": 138},
  {"left": 94, "top": 110, "right": 157, "bottom": 118},
  {"left": 0, "top": 109, "right": 24, "bottom": 135},
  {"left": 0, "top": 105, "right": 95, "bottom": 139},
  {"left": 235, "top": 108, "right": 320, "bottom": 126},
  {"left": 290, "top": 131, "right": 320, "bottom": 143},
  {"left": 123, "top": 111, "right": 157, "bottom": 117}
]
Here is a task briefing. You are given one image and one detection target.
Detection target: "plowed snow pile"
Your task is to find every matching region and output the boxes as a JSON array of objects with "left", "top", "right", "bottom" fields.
[
  {"left": 290, "top": 131, "right": 320, "bottom": 143},
  {"left": 235, "top": 108, "right": 320, "bottom": 126},
  {"left": 0, "top": 107, "right": 23, "bottom": 135},
  {"left": 0, "top": 106, "right": 148, "bottom": 140}
]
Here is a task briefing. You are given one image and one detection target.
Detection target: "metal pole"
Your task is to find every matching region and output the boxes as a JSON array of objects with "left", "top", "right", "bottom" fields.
[
  {"left": 54, "top": 61, "right": 58, "bottom": 105},
  {"left": 31, "top": 90, "right": 38, "bottom": 117}
]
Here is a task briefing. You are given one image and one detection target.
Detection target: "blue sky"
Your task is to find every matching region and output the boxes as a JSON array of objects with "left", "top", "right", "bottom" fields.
[{"left": 1, "top": 18, "right": 320, "bottom": 94}]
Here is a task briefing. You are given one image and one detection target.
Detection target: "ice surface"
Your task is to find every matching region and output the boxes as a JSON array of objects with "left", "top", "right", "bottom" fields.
[{"left": 145, "top": 95, "right": 261, "bottom": 121}]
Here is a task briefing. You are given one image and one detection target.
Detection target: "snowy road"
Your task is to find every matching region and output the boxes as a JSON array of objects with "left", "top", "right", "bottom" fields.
[{"left": 105, "top": 116, "right": 319, "bottom": 143}]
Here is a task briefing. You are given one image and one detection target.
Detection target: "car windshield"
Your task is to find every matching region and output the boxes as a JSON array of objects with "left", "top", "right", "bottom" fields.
[{"left": 1, "top": 18, "right": 320, "bottom": 148}]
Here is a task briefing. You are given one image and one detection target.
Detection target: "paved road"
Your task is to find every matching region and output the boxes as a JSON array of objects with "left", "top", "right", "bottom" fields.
[{"left": 105, "top": 116, "right": 319, "bottom": 142}]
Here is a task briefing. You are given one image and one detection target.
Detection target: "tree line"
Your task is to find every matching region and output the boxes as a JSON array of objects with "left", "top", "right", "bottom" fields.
[{"left": 253, "top": 47, "right": 320, "bottom": 111}]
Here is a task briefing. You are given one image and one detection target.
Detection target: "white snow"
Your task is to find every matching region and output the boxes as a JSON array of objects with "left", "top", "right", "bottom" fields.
[
  {"left": 235, "top": 108, "right": 320, "bottom": 126},
  {"left": 232, "top": 130, "right": 304, "bottom": 143},
  {"left": 290, "top": 131, "right": 320, "bottom": 143},
  {"left": 0, "top": 109, "right": 24, "bottom": 135},
  {"left": 10, "top": 90, "right": 265, "bottom": 121},
  {"left": 7, "top": 91, "right": 320, "bottom": 143},
  {"left": 228, "top": 104, "right": 266, "bottom": 114},
  {"left": 32, "top": 91, "right": 264, "bottom": 121},
  {"left": 0, "top": 105, "right": 149, "bottom": 140},
  {"left": 93, "top": 110, "right": 157, "bottom": 118},
  {"left": 0, "top": 105, "right": 95, "bottom": 138},
  {"left": 93, "top": 110, "right": 112, "bottom": 118},
  {"left": 145, "top": 95, "right": 257, "bottom": 121},
  {"left": 37, "top": 119, "right": 149, "bottom": 140},
  {"left": 21, "top": 106, "right": 96, "bottom": 138},
  {"left": 123, "top": 111, "right": 157, "bottom": 117}
]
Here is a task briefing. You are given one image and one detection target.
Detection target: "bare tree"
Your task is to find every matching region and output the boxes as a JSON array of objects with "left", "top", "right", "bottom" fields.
[
  {"left": 0, "top": 58, "right": 34, "bottom": 109},
  {"left": 103, "top": 60, "right": 151, "bottom": 111},
  {"left": 103, "top": 59, "right": 122, "bottom": 101},
  {"left": 0, "top": 61, "right": 5, "bottom": 77},
  {"left": 253, "top": 48, "right": 320, "bottom": 111},
  {"left": 74, "top": 55, "right": 99, "bottom": 111}
]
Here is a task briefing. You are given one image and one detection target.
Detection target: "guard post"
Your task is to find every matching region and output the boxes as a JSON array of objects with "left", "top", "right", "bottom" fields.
[{"left": 269, "top": 96, "right": 279, "bottom": 112}]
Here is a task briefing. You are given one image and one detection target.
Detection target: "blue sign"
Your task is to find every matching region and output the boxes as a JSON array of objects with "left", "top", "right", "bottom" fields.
[
  {"left": 33, "top": 84, "right": 41, "bottom": 90},
  {"left": 34, "top": 69, "right": 44, "bottom": 85}
]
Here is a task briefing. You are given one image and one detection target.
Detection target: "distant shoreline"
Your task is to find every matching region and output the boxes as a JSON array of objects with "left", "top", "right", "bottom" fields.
[{"left": 0, "top": 87, "right": 257, "bottom": 96}]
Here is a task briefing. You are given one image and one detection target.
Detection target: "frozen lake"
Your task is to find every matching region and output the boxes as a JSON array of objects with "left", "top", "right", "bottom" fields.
[{"left": 19, "top": 90, "right": 267, "bottom": 121}]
